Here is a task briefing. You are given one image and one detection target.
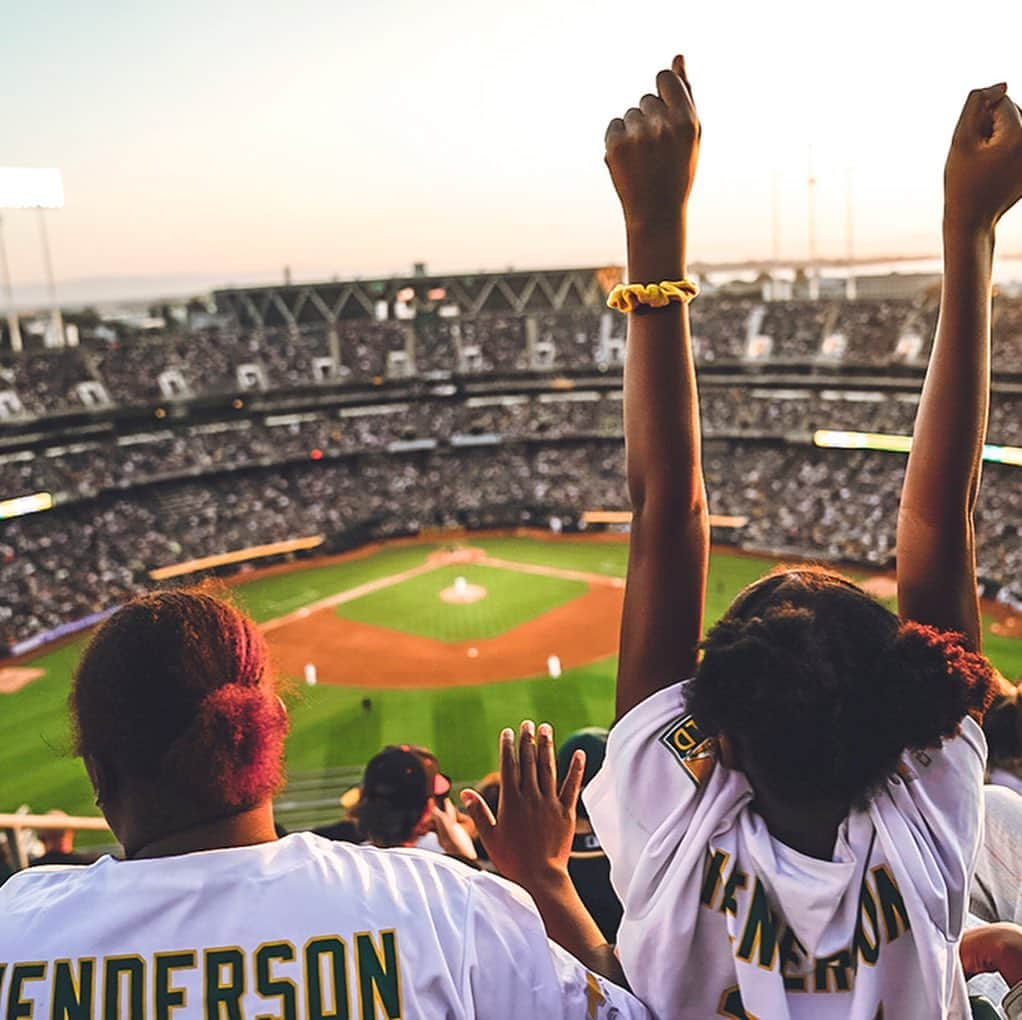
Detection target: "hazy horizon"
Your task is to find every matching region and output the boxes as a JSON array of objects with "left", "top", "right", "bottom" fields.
[{"left": 4, "top": 0, "right": 1022, "bottom": 306}]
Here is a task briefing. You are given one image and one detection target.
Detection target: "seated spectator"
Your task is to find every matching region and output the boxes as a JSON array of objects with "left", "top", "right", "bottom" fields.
[
  {"left": 28, "top": 811, "right": 94, "bottom": 868},
  {"left": 557, "top": 728, "right": 622, "bottom": 942},
  {"left": 352, "top": 744, "right": 477, "bottom": 861},
  {"left": 467, "top": 770, "right": 501, "bottom": 863},
  {"left": 0, "top": 588, "right": 647, "bottom": 1018},
  {"left": 311, "top": 786, "right": 360, "bottom": 844}
]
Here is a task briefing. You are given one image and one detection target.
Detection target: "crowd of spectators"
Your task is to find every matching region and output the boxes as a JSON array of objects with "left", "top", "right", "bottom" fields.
[
  {"left": 2, "top": 433, "right": 1019, "bottom": 652},
  {"left": 1, "top": 299, "right": 1020, "bottom": 654},
  {"left": 4, "top": 387, "right": 1019, "bottom": 503},
  {"left": 3, "top": 295, "right": 1022, "bottom": 422}
]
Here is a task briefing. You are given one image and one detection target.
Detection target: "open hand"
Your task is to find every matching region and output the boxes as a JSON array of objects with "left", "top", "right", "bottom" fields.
[
  {"left": 427, "top": 799, "right": 478, "bottom": 861},
  {"left": 961, "top": 923, "right": 1022, "bottom": 988},
  {"left": 605, "top": 54, "right": 700, "bottom": 232},
  {"left": 460, "top": 721, "right": 585, "bottom": 888},
  {"left": 945, "top": 84, "right": 1022, "bottom": 230}
]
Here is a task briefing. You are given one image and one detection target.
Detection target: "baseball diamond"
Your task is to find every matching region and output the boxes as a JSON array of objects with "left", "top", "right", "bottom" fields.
[{"left": 2, "top": 531, "right": 1020, "bottom": 841}]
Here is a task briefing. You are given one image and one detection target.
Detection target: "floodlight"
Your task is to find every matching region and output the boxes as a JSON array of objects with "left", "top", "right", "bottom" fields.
[
  {"left": 0, "top": 492, "right": 54, "bottom": 519},
  {"left": 0, "top": 168, "right": 64, "bottom": 210},
  {"left": 813, "top": 429, "right": 1021, "bottom": 466}
]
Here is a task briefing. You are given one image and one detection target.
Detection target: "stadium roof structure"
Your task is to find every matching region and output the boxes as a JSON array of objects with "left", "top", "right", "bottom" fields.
[{"left": 213, "top": 266, "right": 623, "bottom": 329}]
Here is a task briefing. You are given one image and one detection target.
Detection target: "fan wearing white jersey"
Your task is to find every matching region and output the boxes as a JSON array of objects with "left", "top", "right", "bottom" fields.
[
  {"left": 466, "top": 59, "right": 1022, "bottom": 1020},
  {"left": 0, "top": 588, "right": 648, "bottom": 1020}
]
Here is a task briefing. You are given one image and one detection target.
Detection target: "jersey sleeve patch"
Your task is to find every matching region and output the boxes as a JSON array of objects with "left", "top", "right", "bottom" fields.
[{"left": 658, "top": 713, "right": 716, "bottom": 787}]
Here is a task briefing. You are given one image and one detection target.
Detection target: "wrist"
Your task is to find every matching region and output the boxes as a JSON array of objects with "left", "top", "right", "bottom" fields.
[
  {"left": 625, "top": 218, "right": 687, "bottom": 282},
  {"left": 513, "top": 862, "right": 573, "bottom": 897},
  {"left": 943, "top": 207, "right": 997, "bottom": 242}
]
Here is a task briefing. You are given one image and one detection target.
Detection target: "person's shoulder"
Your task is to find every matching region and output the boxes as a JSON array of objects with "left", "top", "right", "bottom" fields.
[
  {"left": 0, "top": 857, "right": 106, "bottom": 911},
  {"left": 289, "top": 832, "right": 485, "bottom": 896}
]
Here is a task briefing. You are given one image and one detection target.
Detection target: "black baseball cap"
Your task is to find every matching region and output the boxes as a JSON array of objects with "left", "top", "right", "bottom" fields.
[{"left": 361, "top": 745, "right": 452, "bottom": 813}]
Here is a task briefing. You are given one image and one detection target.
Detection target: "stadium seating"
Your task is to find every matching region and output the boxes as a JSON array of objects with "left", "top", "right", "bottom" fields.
[{"left": 2, "top": 295, "right": 1021, "bottom": 654}]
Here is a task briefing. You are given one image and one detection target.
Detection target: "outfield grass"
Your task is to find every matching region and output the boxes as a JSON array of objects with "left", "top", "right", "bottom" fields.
[
  {"left": 3, "top": 538, "right": 1019, "bottom": 831},
  {"left": 336, "top": 563, "right": 586, "bottom": 642}
]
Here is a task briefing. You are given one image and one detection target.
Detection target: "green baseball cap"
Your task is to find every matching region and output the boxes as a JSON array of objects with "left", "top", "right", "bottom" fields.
[{"left": 557, "top": 727, "right": 609, "bottom": 818}]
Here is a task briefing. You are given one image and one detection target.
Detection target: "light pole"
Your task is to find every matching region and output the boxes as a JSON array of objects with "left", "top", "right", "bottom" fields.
[
  {"left": 0, "top": 214, "right": 22, "bottom": 353},
  {"left": 0, "top": 167, "right": 65, "bottom": 350},
  {"left": 36, "top": 207, "right": 64, "bottom": 347}
]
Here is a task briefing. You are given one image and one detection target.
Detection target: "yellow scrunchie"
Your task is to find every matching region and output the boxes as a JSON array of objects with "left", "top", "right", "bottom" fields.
[{"left": 606, "top": 279, "right": 699, "bottom": 313}]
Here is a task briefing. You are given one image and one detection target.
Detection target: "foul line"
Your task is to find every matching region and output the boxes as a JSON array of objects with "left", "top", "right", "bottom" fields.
[
  {"left": 261, "top": 560, "right": 440, "bottom": 632},
  {"left": 474, "top": 555, "right": 624, "bottom": 589},
  {"left": 260, "top": 547, "right": 624, "bottom": 633}
]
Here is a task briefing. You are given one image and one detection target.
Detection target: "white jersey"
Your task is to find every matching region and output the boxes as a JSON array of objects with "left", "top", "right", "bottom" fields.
[
  {"left": 585, "top": 680, "right": 987, "bottom": 1020},
  {"left": 0, "top": 831, "right": 648, "bottom": 1019}
]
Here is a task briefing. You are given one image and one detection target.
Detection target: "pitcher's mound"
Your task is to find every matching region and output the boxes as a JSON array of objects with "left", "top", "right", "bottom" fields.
[{"left": 440, "top": 575, "right": 487, "bottom": 605}]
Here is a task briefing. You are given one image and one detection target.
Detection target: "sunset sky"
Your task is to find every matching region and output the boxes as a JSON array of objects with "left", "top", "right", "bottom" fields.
[{"left": 3, "top": 0, "right": 1022, "bottom": 302}]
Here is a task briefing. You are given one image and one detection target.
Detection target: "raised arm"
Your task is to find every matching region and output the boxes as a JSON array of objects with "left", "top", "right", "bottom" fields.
[
  {"left": 897, "top": 85, "right": 1022, "bottom": 648},
  {"left": 608, "top": 56, "right": 708, "bottom": 718}
]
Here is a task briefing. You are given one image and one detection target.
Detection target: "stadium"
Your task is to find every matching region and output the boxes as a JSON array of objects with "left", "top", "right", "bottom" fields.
[
  {"left": 2, "top": 266, "right": 1020, "bottom": 837},
  {"left": 4, "top": 23, "right": 1022, "bottom": 1012}
]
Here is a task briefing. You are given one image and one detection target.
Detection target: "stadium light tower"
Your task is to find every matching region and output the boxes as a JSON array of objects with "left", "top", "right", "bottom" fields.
[
  {"left": 0, "top": 214, "right": 22, "bottom": 352},
  {"left": 807, "top": 148, "right": 819, "bottom": 301},
  {"left": 0, "top": 168, "right": 66, "bottom": 349},
  {"left": 770, "top": 169, "right": 781, "bottom": 302},
  {"left": 845, "top": 164, "right": 857, "bottom": 301}
]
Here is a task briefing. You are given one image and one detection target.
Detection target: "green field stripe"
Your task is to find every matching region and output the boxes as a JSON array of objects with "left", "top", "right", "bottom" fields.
[
  {"left": 429, "top": 689, "right": 494, "bottom": 781},
  {"left": 472, "top": 537, "right": 628, "bottom": 577},
  {"left": 233, "top": 543, "right": 439, "bottom": 623}
]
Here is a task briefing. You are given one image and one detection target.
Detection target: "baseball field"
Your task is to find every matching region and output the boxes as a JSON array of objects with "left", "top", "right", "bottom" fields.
[{"left": 3, "top": 533, "right": 1021, "bottom": 835}]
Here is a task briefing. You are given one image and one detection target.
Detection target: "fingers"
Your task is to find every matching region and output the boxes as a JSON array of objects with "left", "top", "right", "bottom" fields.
[
  {"left": 990, "top": 90, "right": 1022, "bottom": 144},
  {"left": 639, "top": 92, "right": 667, "bottom": 120},
  {"left": 672, "top": 54, "right": 692, "bottom": 98},
  {"left": 498, "top": 726, "right": 517, "bottom": 796},
  {"left": 459, "top": 789, "right": 496, "bottom": 836},
  {"left": 519, "top": 719, "right": 539, "bottom": 795},
  {"left": 536, "top": 722, "right": 557, "bottom": 796},
  {"left": 623, "top": 107, "right": 644, "bottom": 133},
  {"left": 960, "top": 83, "right": 1009, "bottom": 141},
  {"left": 605, "top": 117, "right": 626, "bottom": 145},
  {"left": 558, "top": 748, "right": 587, "bottom": 811},
  {"left": 657, "top": 65, "right": 691, "bottom": 110}
]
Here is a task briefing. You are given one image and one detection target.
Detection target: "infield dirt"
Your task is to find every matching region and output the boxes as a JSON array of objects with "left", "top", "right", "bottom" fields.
[{"left": 263, "top": 546, "right": 624, "bottom": 688}]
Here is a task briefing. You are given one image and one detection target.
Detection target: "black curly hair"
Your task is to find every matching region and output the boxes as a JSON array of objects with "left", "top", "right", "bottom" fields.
[{"left": 686, "top": 566, "right": 996, "bottom": 807}]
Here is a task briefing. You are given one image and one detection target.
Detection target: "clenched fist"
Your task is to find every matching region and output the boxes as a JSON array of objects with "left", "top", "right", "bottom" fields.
[
  {"left": 945, "top": 84, "right": 1022, "bottom": 230},
  {"left": 605, "top": 54, "right": 700, "bottom": 232}
]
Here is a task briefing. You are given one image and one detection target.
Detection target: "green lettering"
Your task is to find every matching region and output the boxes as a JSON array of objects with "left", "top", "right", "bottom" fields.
[
  {"left": 156, "top": 952, "right": 195, "bottom": 1020},
  {"left": 736, "top": 880, "right": 780, "bottom": 969},
  {"left": 204, "top": 949, "right": 244, "bottom": 1020},
  {"left": 104, "top": 957, "right": 143, "bottom": 1020},
  {"left": 873, "top": 867, "right": 910, "bottom": 943},
  {"left": 814, "top": 950, "right": 853, "bottom": 993},
  {"left": 355, "top": 932, "right": 401, "bottom": 1020},
  {"left": 305, "top": 938, "right": 349, "bottom": 1020},
  {"left": 255, "top": 943, "right": 297, "bottom": 1020},
  {"left": 52, "top": 960, "right": 94, "bottom": 1020},
  {"left": 779, "top": 928, "right": 808, "bottom": 992},
  {"left": 6, "top": 964, "right": 45, "bottom": 1020},
  {"left": 720, "top": 865, "right": 747, "bottom": 918},
  {"left": 718, "top": 986, "right": 759, "bottom": 1019},
  {"left": 700, "top": 850, "right": 728, "bottom": 908},
  {"left": 855, "top": 881, "right": 881, "bottom": 965}
]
